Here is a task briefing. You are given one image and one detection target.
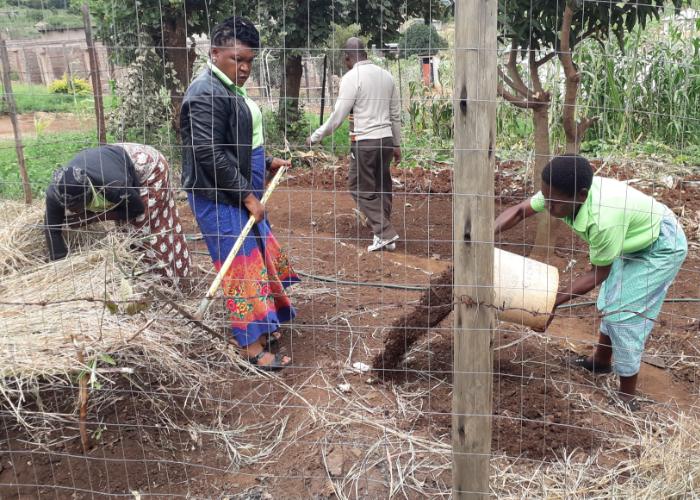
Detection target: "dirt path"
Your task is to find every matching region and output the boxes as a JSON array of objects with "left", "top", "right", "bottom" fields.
[{"left": 0, "top": 112, "right": 94, "bottom": 139}]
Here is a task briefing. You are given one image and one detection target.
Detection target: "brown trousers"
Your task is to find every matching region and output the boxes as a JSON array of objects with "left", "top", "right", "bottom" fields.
[{"left": 348, "top": 137, "right": 399, "bottom": 240}]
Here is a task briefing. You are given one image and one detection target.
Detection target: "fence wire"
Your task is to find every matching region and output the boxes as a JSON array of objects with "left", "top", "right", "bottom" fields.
[{"left": 0, "top": 0, "right": 699, "bottom": 498}]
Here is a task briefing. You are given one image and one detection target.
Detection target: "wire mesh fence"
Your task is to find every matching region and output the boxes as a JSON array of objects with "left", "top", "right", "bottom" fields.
[{"left": 0, "top": 0, "right": 699, "bottom": 498}]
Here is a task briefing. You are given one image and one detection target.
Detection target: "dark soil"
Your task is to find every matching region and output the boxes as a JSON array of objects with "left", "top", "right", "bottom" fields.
[
  {"left": 2, "top": 157, "right": 698, "bottom": 497},
  {"left": 402, "top": 332, "right": 604, "bottom": 460},
  {"left": 372, "top": 268, "right": 453, "bottom": 373}
]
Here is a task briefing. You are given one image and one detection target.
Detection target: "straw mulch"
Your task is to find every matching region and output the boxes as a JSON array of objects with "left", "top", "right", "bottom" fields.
[{"left": 0, "top": 201, "right": 242, "bottom": 407}]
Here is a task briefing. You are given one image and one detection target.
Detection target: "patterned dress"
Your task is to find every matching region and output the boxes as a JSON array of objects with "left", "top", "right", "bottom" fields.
[{"left": 116, "top": 143, "right": 191, "bottom": 284}]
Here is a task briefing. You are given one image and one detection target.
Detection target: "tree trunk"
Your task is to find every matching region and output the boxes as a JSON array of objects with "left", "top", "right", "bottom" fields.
[
  {"left": 559, "top": 4, "right": 595, "bottom": 154},
  {"left": 278, "top": 53, "right": 304, "bottom": 142},
  {"left": 531, "top": 106, "right": 554, "bottom": 258},
  {"left": 562, "top": 70, "right": 582, "bottom": 154},
  {"left": 279, "top": 53, "right": 303, "bottom": 117},
  {"left": 161, "top": 14, "right": 196, "bottom": 134}
]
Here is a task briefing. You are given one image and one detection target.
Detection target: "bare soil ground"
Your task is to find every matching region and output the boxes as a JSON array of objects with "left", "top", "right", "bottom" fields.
[{"left": 1, "top": 158, "right": 698, "bottom": 498}]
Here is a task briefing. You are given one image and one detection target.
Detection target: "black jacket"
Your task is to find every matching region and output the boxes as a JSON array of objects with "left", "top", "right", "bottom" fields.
[
  {"left": 180, "top": 69, "right": 271, "bottom": 207},
  {"left": 44, "top": 145, "right": 144, "bottom": 260}
]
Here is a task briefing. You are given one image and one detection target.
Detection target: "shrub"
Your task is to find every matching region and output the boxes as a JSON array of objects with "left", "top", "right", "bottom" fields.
[
  {"left": 399, "top": 22, "right": 448, "bottom": 58},
  {"left": 47, "top": 75, "right": 92, "bottom": 96},
  {"left": 107, "top": 45, "right": 180, "bottom": 146}
]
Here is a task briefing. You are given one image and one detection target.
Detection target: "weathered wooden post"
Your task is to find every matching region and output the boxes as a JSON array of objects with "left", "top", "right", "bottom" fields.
[
  {"left": 0, "top": 37, "right": 32, "bottom": 204},
  {"left": 82, "top": 4, "right": 106, "bottom": 145},
  {"left": 452, "top": 0, "right": 497, "bottom": 498}
]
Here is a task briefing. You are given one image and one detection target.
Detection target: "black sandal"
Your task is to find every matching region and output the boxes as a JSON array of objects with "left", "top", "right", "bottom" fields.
[
  {"left": 572, "top": 356, "right": 612, "bottom": 374},
  {"left": 247, "top": 350, "right": 290, "bottom": 372},
  {"left": 262, "top": 332, "right": 281, "bottom": 350},
  {"left": 609, "top": 396, "right": 642, "bottom": 412}
]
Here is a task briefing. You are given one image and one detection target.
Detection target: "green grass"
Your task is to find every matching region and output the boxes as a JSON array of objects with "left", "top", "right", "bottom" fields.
[
  {"left": 0, "top": 83, "right": 118, "bottom": 115},
  {"left": 262, "top": 109, "right": 351, "bottom": 157},
  {"left": 0, "top": 7, "right": 82, "bottom": 39},
  {"left": 0, "top": 131, "right": 97, "bottom": 199},
  {"left": 313, "top": 114, "right": 351, "bottom": 156}
]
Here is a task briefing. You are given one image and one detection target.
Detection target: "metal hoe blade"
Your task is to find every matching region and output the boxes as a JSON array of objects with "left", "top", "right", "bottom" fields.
[{"left": 149, "top": 287, "right": 228, "bottom": 343}]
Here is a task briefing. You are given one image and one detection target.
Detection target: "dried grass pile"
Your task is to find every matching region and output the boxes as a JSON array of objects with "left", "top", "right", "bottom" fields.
[
  {"left": 0, "top": 200, "right": 245, "bottom": 427},
  {"left": 0, "top": 201, "right": 110, "bottom": 276}
]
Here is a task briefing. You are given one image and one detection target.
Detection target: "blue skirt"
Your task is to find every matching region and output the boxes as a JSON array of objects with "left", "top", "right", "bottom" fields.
[{"left": 188, "top": 147, "right": 299, "bottom": 347}]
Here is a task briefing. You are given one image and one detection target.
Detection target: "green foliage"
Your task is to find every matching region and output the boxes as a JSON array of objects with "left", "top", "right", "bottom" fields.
[
  {"left": 47, "top": 75, "right": 92, "bottom": 96},
  {"left": 0, "top": 131, "right": 97, "bottom": 199},
  {"left": 399, "top": 22, "right": 448, "bottom": 58},
  {"left": 0, "top": 6, "right": 82, "bottom": 38},
  {"left": 499, "top": 0, "right": 688, "bottom": 54},
  {"left": 274, "top": 100, "right": 311, "bottom": 145},
  {"left": 405, "top": 0, "right": 452, "bottom": 24},
  {"left": 316, "top": 115, "right": 350, "bottom": 156},
  {"left": 407, "top": 81, "right": 452, "bottom": 140},
  {"left": 263, "top": 109, "right": 350, "bottom": 157},
  {"left": 578, "top": 19, "right": 700, "bottom": 149},
  {"left": 0, "top": 83, "right": 100, "bottom": 114},
  {"left": 107, "top": 46, "right": 180, "bottom": 147}
]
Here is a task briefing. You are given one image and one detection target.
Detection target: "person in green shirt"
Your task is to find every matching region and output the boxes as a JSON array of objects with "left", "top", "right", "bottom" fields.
[{"left": 494, "top": 155, "right": 687, "bottom": 406}]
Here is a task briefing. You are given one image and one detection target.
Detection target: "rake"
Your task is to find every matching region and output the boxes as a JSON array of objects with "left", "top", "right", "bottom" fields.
[{"left": 151, "top": 166, "right": 288, "bottom": 342}]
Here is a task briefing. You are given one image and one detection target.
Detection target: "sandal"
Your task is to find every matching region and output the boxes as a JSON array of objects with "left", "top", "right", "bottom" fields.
[
  {"left": 262, "top": 332, "right": 281, "bottom": 350},
  {"left": 572, "top": 355, "right": 612, "bottom": 374},
  {"left": 247, "top": 350, "right": 290, "bottom": 372},
  {"left": 609, "top": 396, "right": 642, "bottom": 413}
]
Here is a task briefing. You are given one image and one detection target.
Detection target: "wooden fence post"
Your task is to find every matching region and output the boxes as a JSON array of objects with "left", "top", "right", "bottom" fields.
[
  {"left": 452, "top": 0, "right": 497, "bottom": 498},
  {"left": 81, "top": 4, "right": 106, "bottom": 145},
  {"left": 319, "top": 54, "right": 327, "bottom": 124},
  {"left": 0, "top": 37, "right": 32, "bottom": 204}
]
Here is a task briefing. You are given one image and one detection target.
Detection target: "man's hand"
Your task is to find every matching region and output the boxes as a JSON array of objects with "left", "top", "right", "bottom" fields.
[
  {"left": 393, "top": 147, "right": 401, "bottom": 164},
  {"left": 269, "top": 157, "right": 291, "bottom": 172},
  {"left": 244, "top": 193, "right": 266, "bottom": 223},
  {"left": 305, "top": 136, "right": 313, "bottom": 147}
]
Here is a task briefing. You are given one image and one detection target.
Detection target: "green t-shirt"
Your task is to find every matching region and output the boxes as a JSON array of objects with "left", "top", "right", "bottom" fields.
[
  {"left": 209, "top": 62, "right": 264, "bottom": 149},
  {"left": 530, "top": 176, "right": 666, "bottom": 266}
]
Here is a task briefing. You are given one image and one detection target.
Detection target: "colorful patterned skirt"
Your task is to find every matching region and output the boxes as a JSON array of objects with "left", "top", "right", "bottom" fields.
[
  {"left": 116, "top": 143, "right": 191, "bottom": 285},
  {"left": 188, "top": 147, "right": 299, "bottom": 347}
]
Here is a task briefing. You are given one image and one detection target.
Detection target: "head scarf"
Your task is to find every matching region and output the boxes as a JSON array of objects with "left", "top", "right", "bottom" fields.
[{"left": 47, "top": 165, "right": 90, "bottom": 210}]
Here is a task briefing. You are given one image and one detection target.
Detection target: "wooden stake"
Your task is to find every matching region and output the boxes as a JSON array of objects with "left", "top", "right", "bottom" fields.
[
  {"left": 0, "top": 37, "right": 31, "bottom": 205},
  {"left": 452, "top": 0, "right": 497, "bottom": 498},
  {"left": 319, "top": 54, "right": 327, "bottom": 124},
  {"left": 81, "top": 4, "right": 106, "bottom": 145},
  {"left": 77, "top": 350, "right": 91, "bottom": 453}
]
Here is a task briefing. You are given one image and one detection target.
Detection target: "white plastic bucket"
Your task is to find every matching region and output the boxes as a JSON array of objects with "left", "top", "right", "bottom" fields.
[{"left": 493, "top": 248, "right": 559, "bottom": 330}]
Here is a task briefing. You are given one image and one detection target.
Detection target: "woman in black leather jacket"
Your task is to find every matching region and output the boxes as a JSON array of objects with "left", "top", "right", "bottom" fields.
[{"left": 180, "top": 16, "right": 298, "bottom": 371}]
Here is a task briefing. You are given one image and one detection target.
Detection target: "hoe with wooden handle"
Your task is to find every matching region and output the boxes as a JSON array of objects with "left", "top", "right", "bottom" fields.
[{"left": 194, "top": 165, "right": 287, "bottom": 319}]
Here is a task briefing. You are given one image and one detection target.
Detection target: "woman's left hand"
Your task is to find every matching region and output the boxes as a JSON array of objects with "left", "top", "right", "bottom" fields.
[{"left": 269, "top": 157, "right": 291, "bottom": 172}]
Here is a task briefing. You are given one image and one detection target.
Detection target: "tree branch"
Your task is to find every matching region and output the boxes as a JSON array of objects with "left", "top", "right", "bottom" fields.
[
  {"left": 534, "top": 51, "right": 556, "bottom": 68},
  {"left": 560, "top": 4, "right": 584, "bottom": 152},
  {"left": 559, "top": 5, "right": 578, "bottom": 80},
  {"left": 506, "top": 40, "right": 531, "bottom": 97},
  {"left": 497, "top": 83, "right": 541, "bottom": 109},
  {"left": 575, "top": 25, "right": 599, "bottom": 47},
  {"left": 528, "top": 49, "right": 545, "bottom": 95},
  {"left": 577, "top": 116, "right": 599, "bottom": 139},
  {"left": 498, "top": 67, "right": 529, "bottom": 98}
]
